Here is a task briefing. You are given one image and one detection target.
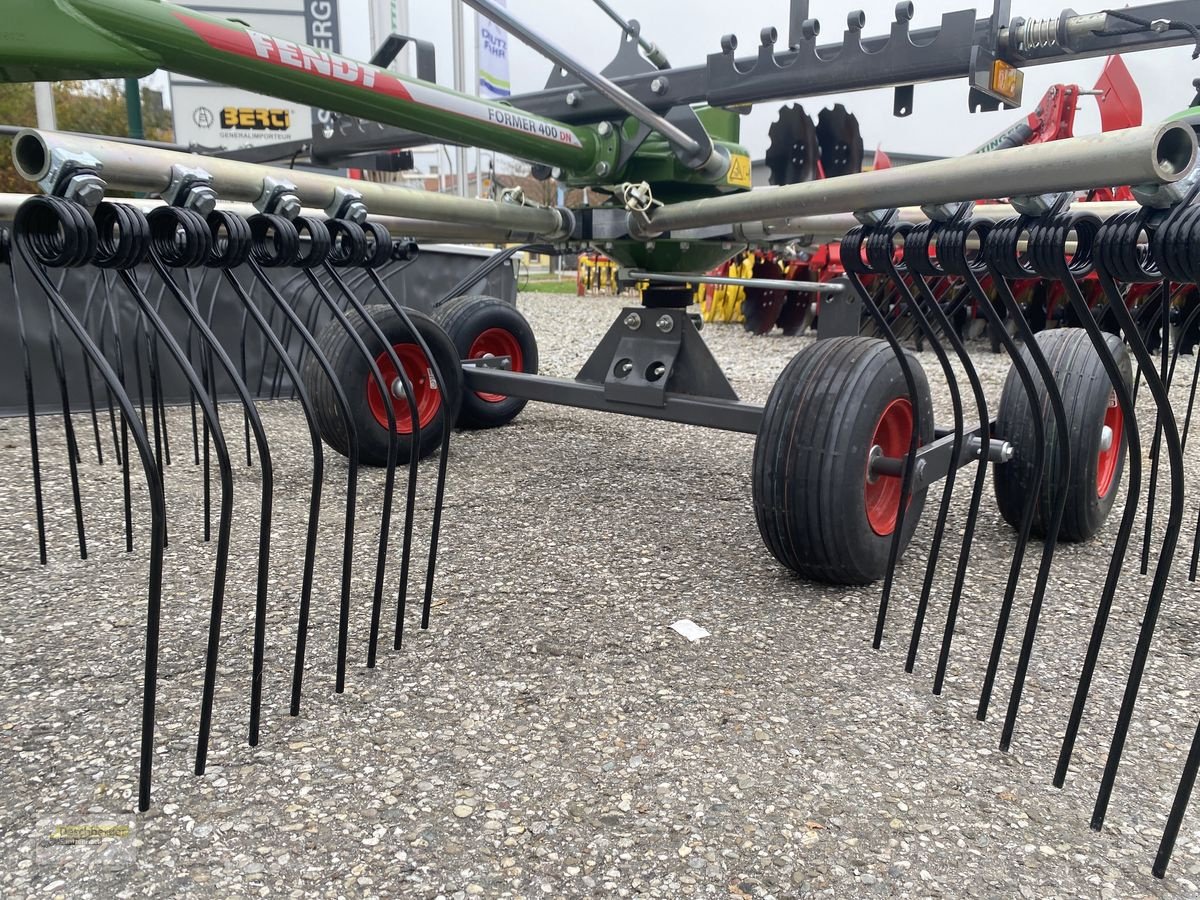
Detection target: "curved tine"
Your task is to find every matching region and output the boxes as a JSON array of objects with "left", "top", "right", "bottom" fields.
[
  {"left": 358, "top": 258, "right": 449, "bottom": 646},
  {"left": 333, "top": 249, "right": 425, "bottom": 649},
  {"left": 840, "top": 225, "right": 923, "bottom": 649},
  {"left": 45, "top": 270, "right": 89, "bottom": 559},
  {"left": 8, "top": 240, "right": 49, "bottom": 565},
  {"left": 1180, "top": 318, "right": 1200, "bottom": 455},
  {"left": 146, "top": 282, "right": 172, "bottom": 468},
  {"left": 106, "top": 219, "right": 237, "bottom": 778},
  {"left": 887, "top": 227, "right": 968, "bottom": 673},
  {"left": 319, "top": 239, "right": 417, "bottom": 666},
  {"left": 181, "top": 269, "right": 202, "bottom": 466},
  {"left": 15, "top": 196, "right": 167, "bottom": 811},
  {"left": 77, "top": 273, "right": 107, "bottom": 464},
  {"left": 1140, "top": 281, "right": 1173, "bottom": 576},
  {"left": 244, "top": 215, "right": 359, "bottom": 716},
  {"left": 434, "top": 243, "right": 555, "bottom": 307},
  {"left": 214, "top": 213, "right": 325, "bottom": 743},
  {"left": 143, "top": 280, "right": 168, "bottom": 485},
  {"left": 866, "top": 225, "right": 965, "bottom": 671},
  {"left": 198, "top": 273, "right": 226, "bottom": 542},
  {"left": 935, "top": 218, "right": 1046, "bottom": 722},
  {"left": 924, "top": 290, "right": 995, "bottom": 695},
  {"left": 1090, "top": 208, "right": 1187, "bottom": 832},
  {"left": 94, "top": 271, "right": 124, "bottom": 466},
  {"left": 1035, "top": 213, "right": 1144, "bottom": 788},
  {"left": 983, "top": 217, "right": 1073, "bottom": 752},
  {"left": 101, "top": 270, "right": 136, "bottom": 552},
  {"left": 145, "top": 207, "right": 278, "bottom": 752},
  {"left": 301, "top": 263, "right": 400, "bottom": 687}
]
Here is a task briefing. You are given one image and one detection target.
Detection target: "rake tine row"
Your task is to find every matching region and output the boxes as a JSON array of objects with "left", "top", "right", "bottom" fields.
[
  {"left": 838, "top": 192, "right": 1200, "bottom": 876},
  {"left": 2, "top": 194, "right": 459, "bottom": 811}
]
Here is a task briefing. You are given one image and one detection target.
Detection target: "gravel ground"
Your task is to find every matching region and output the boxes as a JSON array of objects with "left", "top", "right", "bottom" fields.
[{"left": 2, "top": 291, "right": 1200, "bottom": 899}]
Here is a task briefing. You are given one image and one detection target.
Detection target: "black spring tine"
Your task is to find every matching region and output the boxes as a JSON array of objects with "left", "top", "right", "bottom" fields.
[
  {"left": 1180, "top": 333, "right": 1200, "bottom": 453},
  {"left": 147, "top": 283, "right": 172, "bottom": 469},
  {"left": 319, "top": 221, "right": 419, "bottom": 665},
  {"left": 1040, "top": 210, "right": 1142, "bottom": 788},
  {"left": 215, "top": 213, "right": 327, "bottom": 740},
  {"left": 1090, "top": 206, "right": 1187, "bottom": 832},
  {"left": 145, "top": 206, "right": 279, "bottom": 752},
  {"left": 1140, "top": 281, "right": 1173, "bottom": 575},
  {"left": 77, "top": 273, "right": 106, "bottom": 465},
  {"left": 94, "top": 271, "right": 123, "bottom": 467},
  {"left": 15, "top": 195, "right": 168, "bottom": 811},
  {"left": 181, "top": 270, "right": 202, "bottom": 466},
  {"left": 244, "top": 215, "right": 359, "bottom": 715},
  {"left": 45, "top": 269, "right": 89, "bottom": 559},
  {"left": 100, "top": 270, "right": 135, "bottom": 552},
  {"left": 863, "top": 224, "right": 964, "bottom": 671},
  {"left": 6, "top": 229, "right": 50, "bottom": 566},
  {"left": 928, "top": 220, "right": 996, "bottom": 696},
  {"left": 103, "top": 204, "right": 235, "bottom": 777},
  {"left": 984, "top": 214, "right": 1074, "bottom": 752},
  {"left": 1157, "top": 719, "right": 1200, "bottom": 878},
  {"left": 935, "top": 218, "right": 1044, "bottom": 721},
  {"left": 299, "top": 232, "right": 401, "bottom": 689},
  {"left": 238, "top": 295, "right": 255, "bottom": 462},
  {"left": 357, "top": 236, "right": 450, "bottom": 646},
  {"left": 890, "top": 227, "right": 972, "bottom": 673},
  {"left": 841, "top": 223, "right": 923, "bottom": 648}
]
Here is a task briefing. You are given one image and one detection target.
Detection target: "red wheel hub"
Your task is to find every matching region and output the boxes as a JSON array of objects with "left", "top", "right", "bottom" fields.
[
  {"left": 1097, "top": 391, "right": 1123, "bottom": 498},
  {"left": 468, "top": 327, "right": 524, "bottom": 403},
  {"left": 865, "top": 397, "right": 914, "bottom": 537},
  {"left": 366, "top": 343, "right": 440, "bottom": 435}
]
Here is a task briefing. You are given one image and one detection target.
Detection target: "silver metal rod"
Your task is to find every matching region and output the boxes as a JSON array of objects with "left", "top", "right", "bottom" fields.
[
  {"left": 589, "top": 0, "right": 670, "bottom": 68},
  {"left": 626, "top": 269, "right": 844, "bottom": 294},
  {"left": 459, "top": 0, "right": 712, "bottom": 170},
  {"left": 643, "top": 122, "right": 1195, "bottom": 236},
  {"left": 0, "top": 192, "right": 527, "bottom": 243},
  {"left": 12, "top": 129, "right": 569, "bottom": 238},
  {"left": 735, "top": 201, "right": 1143, "bottom": 243}
]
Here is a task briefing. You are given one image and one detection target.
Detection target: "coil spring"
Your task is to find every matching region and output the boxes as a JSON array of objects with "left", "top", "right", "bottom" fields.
[{"left": 1018, "top": 16, "right": 1061, "bottom": 50}]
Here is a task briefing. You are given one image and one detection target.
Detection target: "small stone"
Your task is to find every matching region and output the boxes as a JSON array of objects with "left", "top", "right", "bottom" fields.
[{"left": 454, "top": 805, "right": 474, "bottom": 818}]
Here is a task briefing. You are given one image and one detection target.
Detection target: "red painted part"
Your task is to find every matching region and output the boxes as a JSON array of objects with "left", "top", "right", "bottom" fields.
[
  {"left": 865, "top": 397, "right": 915, "bottom": 537},
  {"left": 467, "top": 327, "right": 524, "bottom": 403},
  {"left": 1094, "top": 54, "right": 1142, "bottom": 133},
  {"left": 366, "top": 343, "right": 441, "bottom": 434},
  {"left": 1097, "top": 392, "right": 1123, "bottom": 498}
]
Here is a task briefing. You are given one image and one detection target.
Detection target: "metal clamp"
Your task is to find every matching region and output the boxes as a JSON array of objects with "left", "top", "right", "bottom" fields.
[
  {"left": 326, "top": 185, "right": 368, "bottom": 224},
  {"left": 163, "top": 164, "right": 218, "bottom": 216},
  {"left": 38, "top": 148, "right": 106, "bottom": 212},
  {"left": 254, "top": 175, "right": 302, "bottom": 219}
]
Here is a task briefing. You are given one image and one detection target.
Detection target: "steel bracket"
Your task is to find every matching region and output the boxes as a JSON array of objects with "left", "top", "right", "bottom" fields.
[
  {"left": 576, "top": 307, "right": 738, "bottom": 406},
  {"left": 816, "top": 285, "right": 862, "bottom": 340}
]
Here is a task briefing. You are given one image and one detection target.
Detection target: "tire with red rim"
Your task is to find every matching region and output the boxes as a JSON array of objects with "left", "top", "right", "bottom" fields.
[
  {"left": 433, "top": 295, "right": 538, "bottom": 429},
  {"left": 303, "top": 304, "right": 462, "bottom": 466},
  {"left": 993, "top": 327, "right": 1131, "bottom": 542},
  {"left": 752, "top": 336, "right": 934, "bottom": 584}
]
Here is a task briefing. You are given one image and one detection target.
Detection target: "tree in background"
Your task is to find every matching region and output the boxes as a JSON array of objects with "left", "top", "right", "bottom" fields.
[{"left": 0, "top": 80, "right": 173, "bottom": 192}]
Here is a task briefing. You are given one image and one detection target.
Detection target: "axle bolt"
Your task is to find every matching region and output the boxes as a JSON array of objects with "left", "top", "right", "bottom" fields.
[
  {"left": 655, "top": 314, "right": 674, "bottom": 333},
  {"left": 1100, "top": 425, "right": 1114, "bottom": 452},
  {"left": 623, "top": 312, "right": 642, "bottom": 330}
]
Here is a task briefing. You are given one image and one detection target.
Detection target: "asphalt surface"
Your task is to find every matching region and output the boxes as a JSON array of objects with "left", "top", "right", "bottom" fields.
[{"left": 2, "top": 291, "right": 1200, "bottom": 899}]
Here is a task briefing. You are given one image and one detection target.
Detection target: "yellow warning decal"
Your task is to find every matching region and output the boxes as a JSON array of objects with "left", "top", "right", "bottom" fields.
[{"left": 727, "top": 153, "right": 752, "bottom": 189}]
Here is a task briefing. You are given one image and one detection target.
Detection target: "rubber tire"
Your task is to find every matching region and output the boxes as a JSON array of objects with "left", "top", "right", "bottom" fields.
[
  {"left": 993, "top": 327, "right": 1132, "bottom": 542},
  {"left": 752, "top": 335, "right": 935, "bottom": 584},
  {"left": 304, "top": 304, "right": 463, "bottom": 466},
  {"left": 433, "top": 295, "right": 538, "bottom": 429}
]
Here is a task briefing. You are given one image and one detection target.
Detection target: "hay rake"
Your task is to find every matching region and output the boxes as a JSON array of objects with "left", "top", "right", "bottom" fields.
[{"left": 9, "top": 0, "right": 1200, "bottom": 882}]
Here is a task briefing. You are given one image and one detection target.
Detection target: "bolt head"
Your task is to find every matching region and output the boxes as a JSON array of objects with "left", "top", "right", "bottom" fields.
[
  {"left": 650, "top": 77, "right": 666, "bottom": 95},
  {"left": 595, "top": 161, "right": 611, "bottom": 177},
  {"left": 566, "top": 91, "right": 580, "bottom": 107},
  {"left": 277, "top": 194, "right": 302, "bottom": 220},
  {"left": 187, "top": 185, "right": 219, "bottom": 218},
  {"left": 655, "top": 314, "right": 674, "bottom": 333},
  {"left": 623, "top": 312, "right": 642, "bottom": 330},
  {"left": 597, "top": 121, "right": 612, "bottom": 137},
  {"left": 344, "top": 200, "right": 369, "bottom": 224},
  {"left": 66, "top": 176, "right": 106, "bottom": 211}
]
